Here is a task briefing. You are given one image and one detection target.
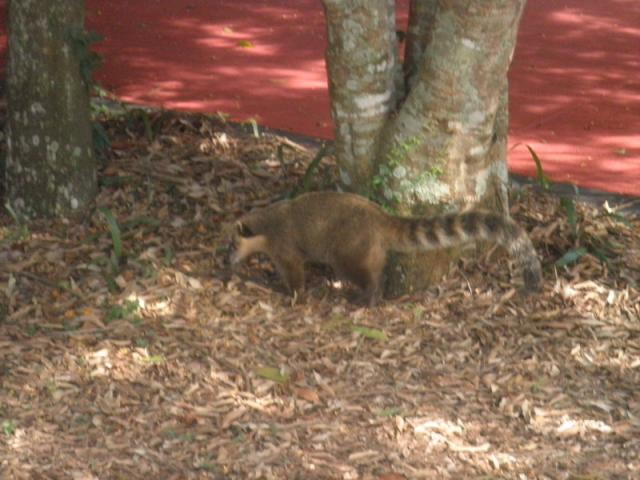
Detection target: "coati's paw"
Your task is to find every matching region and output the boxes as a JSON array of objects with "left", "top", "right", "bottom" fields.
[
  {"left": 229, "top": 250, "right": 241, "bottom": 267},
  {"left": 353, "top": 290, "right": 381, "bottom": 308},
  {"left": 523, "top": 264, "right": 543, "bottom": 293},
  {"left": 366, "top": 295, "right": 381, "bottom": 308}
]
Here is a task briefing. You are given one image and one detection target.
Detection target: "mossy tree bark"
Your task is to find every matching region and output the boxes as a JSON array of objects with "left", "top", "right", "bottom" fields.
[
  {"left": 322, "top": 0, "right": 404, "bottom": 195},
  {"left": 321, "top": 0, "right": 525, "bottom": 297},
  {"left": 5, "top": 0, "right": 96, "bottom": 219}
]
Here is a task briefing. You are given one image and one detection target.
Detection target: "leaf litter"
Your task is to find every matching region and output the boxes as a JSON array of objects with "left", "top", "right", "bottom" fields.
[{"left": 0, "top": 106, "right": 639, "bottom": 479}]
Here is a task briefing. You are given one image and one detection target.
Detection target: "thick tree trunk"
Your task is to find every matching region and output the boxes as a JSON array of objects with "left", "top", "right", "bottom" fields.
[
  {"left": 377, "top": 1, "right": 524, "bottom": 209},
  {"left": 322, "top": 0, "right": 402, "bottom": 195},
  {"left": 5, "top": 0, "right": 96, "bottom": 219},
  {"left": 322, "top": 0, "right": 526, "bottom": 297}
]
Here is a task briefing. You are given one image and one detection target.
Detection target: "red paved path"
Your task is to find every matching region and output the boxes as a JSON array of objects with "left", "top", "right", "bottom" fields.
[{"left": 1, "top": 1, "right": 639, "bottom": 196}]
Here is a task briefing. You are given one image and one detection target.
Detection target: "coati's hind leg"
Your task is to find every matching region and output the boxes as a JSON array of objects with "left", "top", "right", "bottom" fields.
[{"left": 337, "top": 246, "right": 386, "bottom": 307}]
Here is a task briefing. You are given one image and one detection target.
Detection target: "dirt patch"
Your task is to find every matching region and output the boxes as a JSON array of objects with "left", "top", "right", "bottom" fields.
[{"left": 1, "top": 107, "right": 639, "bottom": 479}]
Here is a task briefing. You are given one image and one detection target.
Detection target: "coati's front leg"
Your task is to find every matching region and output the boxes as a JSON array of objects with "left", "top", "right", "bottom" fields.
[
  {"left": 272, "top": 252, "right": 305, "bottom": 299},
  {"left": 341, "top": 265, "right": 383, "bottom": 307},
  {"left": 364, "top": 275, "right": 383, "bottom": 307},
  {"left": 361, "top": 246, "right": 387, "bottom": 307},
  {"left": 230, "top": 229, "right": 305, "bottom": 300}
]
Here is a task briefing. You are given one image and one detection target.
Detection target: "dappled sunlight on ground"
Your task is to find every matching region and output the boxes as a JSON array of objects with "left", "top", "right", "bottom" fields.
[
  {"left": 1, "top": 111, "right": 638, "bottom": 478},
  {"left": 84, "top": 0, "right": 334, "bottom": 130}
]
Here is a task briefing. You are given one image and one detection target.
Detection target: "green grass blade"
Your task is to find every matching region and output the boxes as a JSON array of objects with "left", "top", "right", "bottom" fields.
[
  {"left": 526, "top": 144, "right": 551, "bottom": 190},
  {"left": 555, "top": 247, "right": 587, "bottom": 267},
  {"left": 301, "top": 143, "right": 328, "bottom": 193},
  {"left": 246, "top": 118, "right": 260, "bottom": 138},
  {"left": 560, "top": 197, "right": 577, "bottom": 238},
  {"left": 4, "top": 202, "right": 21, "bottom": 224},
  {"left": 351, "top": 326, "right": 387, "bottom": 341},
  {"left": 377, "top": 407, "right": 403, "bottom": 417},
  {"left": 98, "top": 207, "right": 122, "bottom": 261}
]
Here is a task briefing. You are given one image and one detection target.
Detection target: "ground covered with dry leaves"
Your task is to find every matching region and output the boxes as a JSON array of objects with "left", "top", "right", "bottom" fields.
[{"left": 1, "top": 108, "right": 639, "bottom": 479}]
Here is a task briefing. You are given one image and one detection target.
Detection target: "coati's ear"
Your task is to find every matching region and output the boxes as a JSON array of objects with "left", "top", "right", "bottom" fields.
[{"left": 236, "top": 221, "right": 254, "bottom": 237}]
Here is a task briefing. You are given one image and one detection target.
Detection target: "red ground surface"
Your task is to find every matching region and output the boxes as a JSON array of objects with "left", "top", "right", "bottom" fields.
[{"left": 1, "top": 1, "right": 639, "bottom": 195}]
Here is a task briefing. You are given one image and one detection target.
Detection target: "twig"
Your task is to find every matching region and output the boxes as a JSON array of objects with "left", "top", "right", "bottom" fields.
[{"left": 279, "top": 136, "right": 309, "bottom": 154}]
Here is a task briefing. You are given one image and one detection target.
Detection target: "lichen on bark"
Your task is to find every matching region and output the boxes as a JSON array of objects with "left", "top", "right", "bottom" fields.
[
  {"left": 322, "top": 0, "right": 402, "bottom": 195},
  {"left": 5, "top": 0, "right": 96, "bottom": 219}
]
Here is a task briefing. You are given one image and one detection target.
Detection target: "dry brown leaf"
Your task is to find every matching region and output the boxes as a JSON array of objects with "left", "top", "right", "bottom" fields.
[
  {"left": 221, "top": 406, "right": 247, "bottom": 429},
  {"left": 0, "top": 106, "right": 637, "bottom": 479},
  {"left": 294, "top": 387, "right": 321, "bottom": 404}
]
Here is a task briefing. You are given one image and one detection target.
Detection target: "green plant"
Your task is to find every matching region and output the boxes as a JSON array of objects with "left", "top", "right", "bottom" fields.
[
  {"left": 603, "top": 201, "right": 633, "bottom": 227},
  {"left": 526, "top": 144, "right": 550, "bottom": 191},
  {"left": 66, "top": 27, "right": 103, "bottom": 90},
  {"left": 527, "top": 147, "right": 619, "bottom": 268},
  {"left": 24, "top": 324, "right": 38, "bottom": 337},
  {"left": 555, "top": 247, "right": 588, "bottom": 268},
  {"left": 556, "top": 189, "right": 586, "bottom": 267},
  {"left": 195, "top": 459, "right": 220, "bottom": 473},
  {"left": 371, "top": 135, "right": 420, "bottom": 198},
  {"left": 371, "top": 134, "right": 443, "bottom": 208},
  {"left": 162, "top": 246, "right": 174, "bottom": 267},
  {"left": 2, "top": 419, "right": 15, "bottom": 436},
  {"left": 4, "top": 202, "right": 22, "bottom": 225},
  {"left": 289, "top": 143, "right": 329, "bottom": 197},
  {"left": 244, "top": 118, "right": 260, "bottom": 138},
  {"left": 560, "top": 196, "right": 578, "bottom": 238},
  {"left": 92, "top": 122, "right": 111, "bottom": 163},
  {"left": 143, "top": 355, "right": 165, "bottom": 365},
  {"left": 2, "top": 203, "right": 30, "bottom": 242},
  {"left": 98, "top": 207, "right": 123, "bottom": 270},
  {"left": 105, "top": 299, "right": 141, "bottom": 324},
  {"left": 376, "top": 407, "right": 403, "bottom": 417},
  {"left": 276, "top": 143, "right": 295, "bottom": 170},
  {"left": 126, "top": 108, "right": 154, "bottom": 142},
  {"left": 351, "top": 325, "right": 387, "bottom": 341}
]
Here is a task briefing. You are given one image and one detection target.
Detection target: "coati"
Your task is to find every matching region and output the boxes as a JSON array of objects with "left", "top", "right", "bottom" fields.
[{"left": 230, "top": 191, "right": 542, "bottom": 306}]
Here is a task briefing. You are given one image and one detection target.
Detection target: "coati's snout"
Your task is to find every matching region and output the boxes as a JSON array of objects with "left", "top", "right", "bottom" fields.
[
  {"left": 229, "top": 220, "right": 268, "bottom": 266},
  {"left": 227, "top": 221, "right": 251, "bottom": 266}
]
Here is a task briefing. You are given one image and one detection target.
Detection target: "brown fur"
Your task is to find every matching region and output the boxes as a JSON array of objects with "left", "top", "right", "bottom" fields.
[{"left": 230, "top": 191, "right": 542, "bottom": 305}]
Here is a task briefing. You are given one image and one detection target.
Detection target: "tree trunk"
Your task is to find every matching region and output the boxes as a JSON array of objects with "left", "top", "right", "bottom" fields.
[
  {"left": 322, "top": 0, "right": 403, "bottom": 195},
  {"left": 322, "top": 0, "right": 526, "bottom": 297},
  {"left": 5, "top": 0, "right": 96, "bottom": 219},
  {"left": 403, "top": 0, "right": 437, "bottom": 92}
]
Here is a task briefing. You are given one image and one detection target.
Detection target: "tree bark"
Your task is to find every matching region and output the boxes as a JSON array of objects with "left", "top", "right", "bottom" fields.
[
  {"left": 403, "top": 0, "right": 438, "bottom": 92},
  {"left": 5, "top": 0, "right": 96, "bottom": 219},
  {"left": 322, "top": 0, "right": 526, "bottom": 297},
  {"left": 322, "top": 0, "right": 402, "bottom": 195}
]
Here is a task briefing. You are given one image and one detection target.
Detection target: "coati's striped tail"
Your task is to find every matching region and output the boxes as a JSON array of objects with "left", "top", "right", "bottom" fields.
[{"left": 397, "top": 211, "right": 543, "bottom": 292}]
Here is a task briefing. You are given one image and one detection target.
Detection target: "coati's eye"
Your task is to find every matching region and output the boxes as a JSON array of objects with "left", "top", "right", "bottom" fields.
[{"left": 236, "top": 221, "right": 253, "bottom": 237}]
